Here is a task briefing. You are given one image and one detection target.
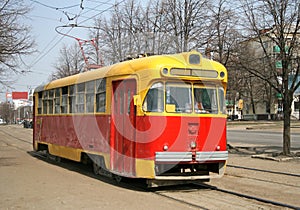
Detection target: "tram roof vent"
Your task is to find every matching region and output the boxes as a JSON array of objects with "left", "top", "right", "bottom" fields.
[
  {"left": 189, "top": 53, "right": 200, "bottom": 64},
  {"left": 121, "top": 52, "right": 155, "bottom": 62}
]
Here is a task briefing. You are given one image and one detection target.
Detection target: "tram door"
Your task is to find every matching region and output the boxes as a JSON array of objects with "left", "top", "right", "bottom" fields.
[{"left": 111, "top": 79, "right": 136, "bottom": 176}]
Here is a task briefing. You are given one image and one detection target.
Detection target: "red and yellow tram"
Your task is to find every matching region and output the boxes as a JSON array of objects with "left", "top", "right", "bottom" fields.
[{"left": 33, "top": 51, "right": 228, "bottom": 187}]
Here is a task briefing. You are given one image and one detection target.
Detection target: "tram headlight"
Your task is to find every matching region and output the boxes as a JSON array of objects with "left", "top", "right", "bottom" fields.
[
  {"left": 163, "top": 145, "right": 169, "bottom": 151},
  {"left": 216, "top": 145, "right": 221, "bottom": 151},
  {"left": 162, "top": 68, "right": 168, "bottom": 75},
  {"left": 190, "top": 141, "right": 196, "bottom": 149},
  {"left": 220, "top": 71, "right": 225, "bottom": 78}
]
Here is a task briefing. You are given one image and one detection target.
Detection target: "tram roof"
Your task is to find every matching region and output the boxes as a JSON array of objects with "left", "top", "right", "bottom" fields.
[{"left": 34, "top": 51, "right": 227, "bottom": 93}]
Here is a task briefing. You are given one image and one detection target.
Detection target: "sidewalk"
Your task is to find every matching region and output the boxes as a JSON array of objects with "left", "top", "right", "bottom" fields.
[{"left": 227, "top": 120, "right": 300, "bottom": 133}]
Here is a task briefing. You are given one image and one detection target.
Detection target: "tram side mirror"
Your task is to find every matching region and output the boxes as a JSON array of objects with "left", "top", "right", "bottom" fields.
[{"left": 133, "top": 95, "right": 142, "bottom": 106}]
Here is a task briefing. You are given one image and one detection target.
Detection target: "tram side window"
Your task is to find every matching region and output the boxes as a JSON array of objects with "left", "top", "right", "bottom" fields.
[
  {"left": 61, "top": 86, "right": 68, "bottom": 113},
  {"left": 69, "top": 85, "right": 76, "bottom": 113},
  {"left": 96, "top": 79, "right": 106, "bottom": 112},
  {"left": 86, "top": 81, "right": 95, "bottom": 113},
  {"left": 48, "top": 90, "right": 54, "bottom": 114},
  {"left": 194, "top": 86, "right": 218, "bottom": 114},
  {"left": 55, "top": 88, "right": 61, "bottom": 114},
  {"left": 143, "top": 82, "right": 164, "bottom": 112},
  {"left": 166, "top": 83, "right": 192, "bottom": 113},
  {"left": 76, "top": 83, "right": 85, "bottom": 113},
  {"left": 43, "top": 91, "right": 48, "bottom": 114},
  {"left": 38, "top": 92, "right": 42, "bottom": 114},
  {"left": 218, "top": 87, "right": 226, "bottom": 114}
]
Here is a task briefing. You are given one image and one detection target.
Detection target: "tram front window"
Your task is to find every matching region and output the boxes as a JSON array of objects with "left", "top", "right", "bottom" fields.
[
  {"left": 143, "top": 82, "right": 220, "bottom": 114},
  {"left": 166, "top": 83, "right": 192, "bottom": 113},
  {"left": 219, "top": 87, "right": 226, "bottom": 114},
  {"left": 143, "top": 82, "right": 164, "bottom": 112},
  {"left": 194, "top": 85, "right": 218, "bottom": 114}
]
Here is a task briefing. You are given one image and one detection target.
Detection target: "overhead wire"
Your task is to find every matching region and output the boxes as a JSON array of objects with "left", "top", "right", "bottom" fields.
[
  {"left": 29, "top": 27, "right": 73, "bottom": 69},
  {"left": 26, "top": 0, "right": 116, "bottom": 71},
  {"left": 28, "top": 0, "right": 81, "bottom": 11},
  {"left": 53, "top": 0, "right": 127, "bottom": 69},
  {"left": 26, "top": 0, "right": 244, "bottom": 70},
  {"left": 25, "top": 1, "right": 78, "bottom": 70},
  {"left": 85, "top": 0, "right": 114, "bottom": 5},
  {"left": 78, "top": 0, "right": 125, "bottom": 25},
  {"left": 25, "top": 0, "right": 125, "bottom": 73},
  {"left": 26, "top": 14, "right": 66, "bottom": 23}
]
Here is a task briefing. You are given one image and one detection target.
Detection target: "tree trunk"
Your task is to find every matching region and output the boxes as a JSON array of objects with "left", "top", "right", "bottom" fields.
[
  {"left": 249, "top": 77, "right": 256, "bottom": 115},
  {"left": 283, "top": 110, "right": 291, "bottom": 155},
  {"left": 282, "top": 91, "right": 292, "bottom": 155}
]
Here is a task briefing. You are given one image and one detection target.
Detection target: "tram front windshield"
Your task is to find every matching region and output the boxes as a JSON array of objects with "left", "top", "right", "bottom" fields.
[{"left": 143, "top": 82, "right": 223, "bottom": 114}]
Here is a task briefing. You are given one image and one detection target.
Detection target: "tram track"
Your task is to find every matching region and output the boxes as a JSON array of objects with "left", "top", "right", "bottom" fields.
[
  {"left": 0, "top": 128, "right": 32, "bottom": 151},
  {"left": 145, "top": 183, "right": 296, "bottom": 210},
  {"left": 226, "top": 173, "right": 299, "bottom": 188},
  {"left": 225, "top": 164, "right": 300, "bottom": 189},
  {"left": 143, "top": 164, "right": 300, "bottom": 209},
  {"left": 227, "top": 164, "right": 300, "bottom": 177},
  {"left": 193, "top": 182, "right": 300, "bottom": 210},
  {"left": 101, "top": 172, "right": 300, "bottom": 210},
  {"left": 150, "top": 186, "right": 210, "bottom": 210},
  {"left": 30, "top": 153, "right": 210, "bottom": 209},
  {"left": 26, "top": 150, "right": 300, "bottom": 209},
  {"left": 0, "top": 127, "right": 32, "bottom": 145},
  {"left": 26, "top": 151, "right": 252, "bottom": 209}
]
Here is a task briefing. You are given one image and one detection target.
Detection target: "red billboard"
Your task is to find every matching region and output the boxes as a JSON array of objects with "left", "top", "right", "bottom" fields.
[{"left": 12, "top": 92, "right": 28, "bottom": 100}]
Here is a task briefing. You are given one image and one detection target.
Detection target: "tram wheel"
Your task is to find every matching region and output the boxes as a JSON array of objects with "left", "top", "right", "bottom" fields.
[
  {"left": 46, "top": 151, "right": 61, "bottom": 163},
  {"left": 113, "top": 175, "right": 122, "bottom": 183},
  {"left": 55, "top": 156, "right": 61, "bottom": 163},
  {"left": 46, "top": 152, "right": 50, "bottom": 161},
  {"left": 93, "top": 162, "right": 100, "bottom": 175}
]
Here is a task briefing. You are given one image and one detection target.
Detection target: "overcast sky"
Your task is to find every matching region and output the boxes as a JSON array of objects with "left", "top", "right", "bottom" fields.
[{"left": 1, "top": 0, "right": 123, "bottom": 102}]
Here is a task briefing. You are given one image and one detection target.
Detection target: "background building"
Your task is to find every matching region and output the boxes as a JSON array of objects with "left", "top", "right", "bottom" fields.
[
  {"left": 1, "top": 90, "right": 33, "bottom": 124},
  {"left": 229, "top": 27, "right": 300, "bottom": 120}
]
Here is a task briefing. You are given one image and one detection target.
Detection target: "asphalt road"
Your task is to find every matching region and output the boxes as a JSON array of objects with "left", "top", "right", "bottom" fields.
[{"left": 228, "top": 130, "right": 300, "bottom": 148}]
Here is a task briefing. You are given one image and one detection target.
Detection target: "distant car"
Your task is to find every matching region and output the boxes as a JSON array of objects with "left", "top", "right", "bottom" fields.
[
  {"left": 23, "top": 120, "right": 33, "bottom": 128},
  {"left": 0, "top": 119, "right": 6, "bottom": 125}
]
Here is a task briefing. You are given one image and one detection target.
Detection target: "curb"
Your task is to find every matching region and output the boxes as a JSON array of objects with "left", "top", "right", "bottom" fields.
[{"left": 251, "top": 154, "right": 300, "bottom": 162}]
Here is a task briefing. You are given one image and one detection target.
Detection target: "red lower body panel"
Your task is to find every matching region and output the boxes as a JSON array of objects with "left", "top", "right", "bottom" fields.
[{"left": 34, "top": 115, "right": 227, "bottom": 178}]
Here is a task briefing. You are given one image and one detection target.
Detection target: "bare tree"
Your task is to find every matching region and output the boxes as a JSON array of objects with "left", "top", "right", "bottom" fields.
[
  {"left": 90, "top": 0, "right": 213, "bottom": 62},
  {"left": 50, "top": 44, "right": 84, "bottom": 80},
  {"left": 239, "top": 0, "right": 300, "bottom": 155},
  {"left": 133, "top": 0, "right": 173, "bottom": 54},
  {"left": 207, "top": 0, "right": 240, "bottom": 64},
  {"left": 203, "top": 0, "right": 246, "bottom": 119},
  {"left": 92, "top": 0, "right": 161, "bottom": 63},
  {"left": 0, "top": 0, "right": 35, "bottom": 88},
  {"left": 0, "top": 101, "right": 13, "bottom": 124},
  {"left": 162, "top": 0, "right": 210, "bottom": 53},
  {"left": 93, "top": 4, "right": 128, "bottom": 63}
]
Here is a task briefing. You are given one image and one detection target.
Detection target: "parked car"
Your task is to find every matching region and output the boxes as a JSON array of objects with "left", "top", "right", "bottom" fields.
[{"left": 23, "top": 119, "right": 33, "bottom": 128}]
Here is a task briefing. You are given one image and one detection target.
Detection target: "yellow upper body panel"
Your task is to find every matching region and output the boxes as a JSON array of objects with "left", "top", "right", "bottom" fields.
[{"left": 35, "top": 51, "right": 227, "bottom": 92}]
